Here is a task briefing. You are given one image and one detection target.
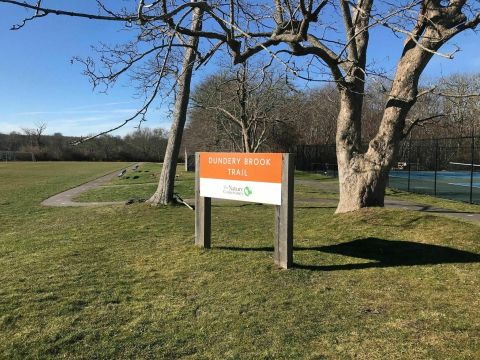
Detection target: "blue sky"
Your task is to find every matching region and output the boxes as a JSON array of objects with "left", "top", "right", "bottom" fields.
[
  {"left": 0, "top": 1, "right": 173, "bottom": 137},
  {"left": 0, "top": 1, "right": 479, "bottom": 137}
]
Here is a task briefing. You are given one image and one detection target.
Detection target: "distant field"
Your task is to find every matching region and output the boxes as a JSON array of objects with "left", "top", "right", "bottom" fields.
[{"left": 1, "top": 162, "right": 479, "bottom": 359}]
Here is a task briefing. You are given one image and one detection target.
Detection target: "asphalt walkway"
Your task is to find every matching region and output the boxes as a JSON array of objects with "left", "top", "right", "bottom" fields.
[
  {"left": 41, "top": 170, "right": 479, "bottom": 224},
  {"left": 297, "top": 179, "right": 480, "bottom": 224},
  {"left": 41, "top": 166, "right": 133, "bottom": 207}
]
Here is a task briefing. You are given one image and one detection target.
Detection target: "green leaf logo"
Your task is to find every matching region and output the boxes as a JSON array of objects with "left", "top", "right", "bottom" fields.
[{"left": 244, "top": 186, "right": 253, "bottom": 196}]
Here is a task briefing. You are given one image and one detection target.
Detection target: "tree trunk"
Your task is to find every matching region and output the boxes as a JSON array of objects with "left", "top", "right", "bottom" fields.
[
  {"left": 331, "top": 0, "right": 473, "bottom": 214},
  {"left": 335, "top": 88, "right": 389, "bottom": 213},
  {"left": 336, "top": 155, "right": 391, "bottom": 213},
  {"left": 334, "top": 21, "right": 445, "bottom": 213},
  {"left": 335, "top": 90, "right": 410, "bottom": 213},
  {"left": 147, "top": 6, "right": 202, "bottom": 205}
]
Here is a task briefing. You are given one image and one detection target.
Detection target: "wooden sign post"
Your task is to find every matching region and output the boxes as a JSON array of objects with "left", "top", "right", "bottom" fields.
[
  {"left": 195, "top": 154, "right": 211, "bottom": 249},
  {"left": 274, "top": 154, "right": 294, "bottom": 268},
  {"left": 195, "top": 152, "right": 294, "bottom": 269}
]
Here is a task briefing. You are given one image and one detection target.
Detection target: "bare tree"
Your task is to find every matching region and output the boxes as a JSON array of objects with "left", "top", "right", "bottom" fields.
[
  {"left": 391, "top": 73, "right": 480, "bottom": 139},
  {"left": 22, "top": 122, "right": 47, "bottom": 147},
  {"left": 125, "top": 127, "right": 168, "bottom": 161},
  {"left": 289, "top": 86, "right": 339, "bottom": 145},
  {"left": 2, "top": 0, "right": 205, "bottom": 206},
  {"left": 147, "top": 4, "right": 203, "bottom": 205},
  {"left": 2, "top": 0, "right": 479, "bottom": 213},
  {"left": 191, "top": 63, "right": 289, "bottom": 153},
  {"left": 437, "top": 74, "right": 480, "bottom": 136}
]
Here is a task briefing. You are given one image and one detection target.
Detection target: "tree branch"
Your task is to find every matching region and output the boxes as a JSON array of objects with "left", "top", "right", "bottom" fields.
[{"left": 403, "top": 113, "right": 448, "bottom": 139}]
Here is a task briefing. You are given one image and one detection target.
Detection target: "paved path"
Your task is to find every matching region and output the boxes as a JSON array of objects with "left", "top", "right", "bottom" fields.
[
  {"left": 384, "top": 199, "right": 480, "bottom": 224},
  {"left": 297, "top": 179, "right": 480, "bottom": 224},
  {"left": 41, "top": 166, "right": 136, "bottom": 207},
  {"left": 42, "top": 170, "right": 479, "bottom": 224}
]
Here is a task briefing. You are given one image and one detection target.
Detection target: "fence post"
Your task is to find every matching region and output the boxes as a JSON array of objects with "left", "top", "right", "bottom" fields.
[
  {"left": 434, "top": 139, "right": 438, "bottom": 196},
  {"left": 185, "top": 149, "right": 188, "bottom": 172},
  {"left": 407, "top": 138, "right": 412, "bottom": 192},
  {"left": 470, "top": 134, "right": 475, "bottom": 204}
]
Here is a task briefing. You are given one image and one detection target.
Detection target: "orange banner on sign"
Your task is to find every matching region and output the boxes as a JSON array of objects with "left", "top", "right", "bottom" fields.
[{"left": 199, "top": 152, "right": 282, "bottom": 183}]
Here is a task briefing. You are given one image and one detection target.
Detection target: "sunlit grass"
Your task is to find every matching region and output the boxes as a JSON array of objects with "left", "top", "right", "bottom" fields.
[
  {"left": 75, "top": 163, "right": 195, "bottom": 202},
  {"left": 386, "top": 187, "right": 480, "bottom": 213},
  {"left": 1, "top": 162, "right": 479, "bottom": 359}
]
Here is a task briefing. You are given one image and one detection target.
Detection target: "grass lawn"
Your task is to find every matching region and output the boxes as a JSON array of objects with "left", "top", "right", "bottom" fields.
[
  {"left": 76, "top": 164, "right": 480, "bottom": 214},
  {"left": 75, "top": 165, "right": 334, "bottom": 203},
  {"left": 1, "top": 162, "right": 479, "bottom": 359},
  {"left": 74, "top": 163, "right": 195, "bottom": 203}
]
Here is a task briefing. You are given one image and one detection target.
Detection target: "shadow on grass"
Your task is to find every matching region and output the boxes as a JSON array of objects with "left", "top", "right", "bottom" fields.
[
  {"left": 360, "top": 217, "right": 425, "bottom": 228},
  {"left": 216, "top": 237, "right": 480, "bottom": 271},
  {"left": 417, "top": 205, "right": 479, "bottom": 215}
]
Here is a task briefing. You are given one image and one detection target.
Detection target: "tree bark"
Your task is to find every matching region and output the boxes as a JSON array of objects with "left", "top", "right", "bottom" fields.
[
  {"left": 241, "top": 127, "right": 252, "bottom": 153},
  {"left": 335, "top": 30, "right": 436, "bottom": 213},
  {"left": 147, "top": 5, "right": 202, "bottom": 205}
]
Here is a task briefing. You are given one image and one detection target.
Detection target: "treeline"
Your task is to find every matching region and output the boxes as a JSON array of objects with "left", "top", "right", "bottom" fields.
[
  {"left": 3, "top": 73, "right": 478, "bottom": 162},
  {"left": 0, "top": 128, "right": 168, "bottom": 162},
  {"left": 183, "top": 72, "right": 480, "bottom": 153}
]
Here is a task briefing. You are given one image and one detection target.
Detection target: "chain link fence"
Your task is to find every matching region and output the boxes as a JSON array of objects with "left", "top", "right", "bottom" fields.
[
  {"left": 0, "top": 150, "right": 36, "bottom": 162},
  {"left": 294, "top": 144, "right": 338, "bottom": 177},
  {"left": 390, "top": 135, "right": 479, "bottom": 204},
  {"left": 293, "top": 135, "right": 480, "bottom": 204}
]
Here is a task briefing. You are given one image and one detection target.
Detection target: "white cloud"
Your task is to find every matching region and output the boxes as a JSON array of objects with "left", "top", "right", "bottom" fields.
[
  {"left": 0, "top": 122, "right": 23, "bottom": 134},
  {"left": 12, "top": 108, "right": 139, "bottom": 116},
  {"left": 2, "top": 102, "right": 172, "bottom": 136}
]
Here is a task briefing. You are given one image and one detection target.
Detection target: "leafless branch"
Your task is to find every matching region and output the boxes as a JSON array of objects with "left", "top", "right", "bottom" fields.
[{"left": 403, "top": 113, "right": 448, "bottom": 139}]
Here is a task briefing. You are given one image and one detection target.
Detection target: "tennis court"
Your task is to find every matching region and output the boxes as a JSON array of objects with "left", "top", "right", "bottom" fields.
[
  {"left": 390, "top": 135, "right": 480, "bottom": 204},
  {"left": 389, "top": 169, "right": 480, "bottom": 204},
  {"left": 294, "top": 135, "right": 480, "bottom": 204}
]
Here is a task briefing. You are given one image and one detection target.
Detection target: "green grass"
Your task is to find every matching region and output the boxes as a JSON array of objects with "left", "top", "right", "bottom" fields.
[
  {"left": 75, "top": 165, "right": 480, "bottom": 214},
  {"left": 76, "top": 165, "right": 338, "bottom": 203},
  {"left": 386, "top": 187, "right": 480, "bottom": 213},
  {"left": 75, "top": 163, "right": 195, "bottom": 202},
  {"left": 1, "top": 162, "right": 479, "bottom": 359},
  {"left": 294, "top": 170, "right": 333, "bottom": 181}
]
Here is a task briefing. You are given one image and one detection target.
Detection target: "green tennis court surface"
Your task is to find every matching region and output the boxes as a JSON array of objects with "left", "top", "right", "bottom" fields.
[{"left": 389, "top": 170, "right": 480, "bottom": 204}]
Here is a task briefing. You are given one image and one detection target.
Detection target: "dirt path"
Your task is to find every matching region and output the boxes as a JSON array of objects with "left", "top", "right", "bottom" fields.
[{"left": 41, "top": 165, "right": 137, "bottom": 207}]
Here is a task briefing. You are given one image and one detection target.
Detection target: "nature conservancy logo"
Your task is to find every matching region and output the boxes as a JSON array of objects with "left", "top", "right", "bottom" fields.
[{"left": 222, "top": 184, "right": 253, "bottom": 197}]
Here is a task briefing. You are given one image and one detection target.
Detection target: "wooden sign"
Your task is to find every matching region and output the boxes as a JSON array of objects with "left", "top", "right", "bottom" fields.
[
  {"left": 199, "top": 152, "right": 283, "bottom": 205},
  {"left": 195, "top": 152, "right": 294, "bottom": 269}
]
